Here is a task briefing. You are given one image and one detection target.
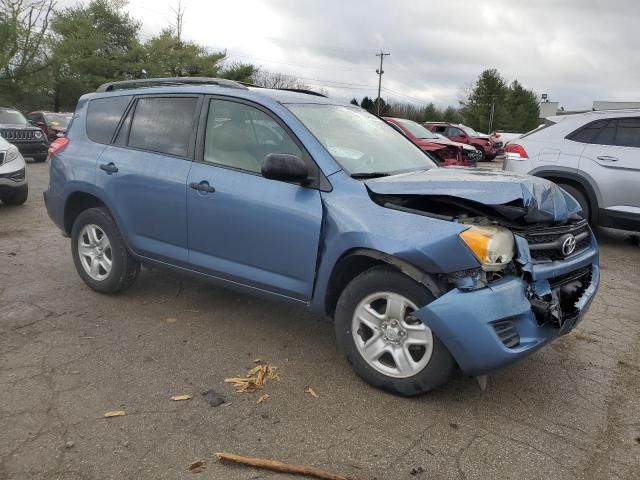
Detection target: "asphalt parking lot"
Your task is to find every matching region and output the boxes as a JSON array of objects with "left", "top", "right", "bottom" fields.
[{"left": 1, "top": 162, "right": 639, "bottom": 480}]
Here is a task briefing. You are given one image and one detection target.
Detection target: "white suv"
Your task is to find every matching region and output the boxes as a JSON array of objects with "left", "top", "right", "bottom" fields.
[
  {"left": 0, "top": 136, "right": 28, "bottom": 205},
  {"left": 503, "top": 110, "right": 640, "bottom": 231}
]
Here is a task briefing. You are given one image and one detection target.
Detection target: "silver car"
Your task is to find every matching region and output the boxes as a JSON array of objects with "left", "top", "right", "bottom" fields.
[
  {"left": 503, "top": 110, "right": 640, "bottom": 231},
  {"left": 0, "top": 136, "right": 28, "bottom": 205}
]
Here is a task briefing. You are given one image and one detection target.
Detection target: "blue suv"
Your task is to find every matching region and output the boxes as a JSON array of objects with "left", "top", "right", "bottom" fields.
[{"left": 44, "top": 78, "right": 600, "bottom": 395}]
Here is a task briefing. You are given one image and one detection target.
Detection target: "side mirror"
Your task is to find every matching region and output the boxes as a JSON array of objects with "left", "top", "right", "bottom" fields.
[{"left": 261, "top": 153, "right": 309, "bottom": 183}]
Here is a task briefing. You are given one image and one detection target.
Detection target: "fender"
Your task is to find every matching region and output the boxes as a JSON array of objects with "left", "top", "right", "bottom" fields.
[
  {"left": 62, "top": 182, "right": 138, "bottom": 255},
  {"left": 529, "top": 167, "right": 601, "bottom": 224}
]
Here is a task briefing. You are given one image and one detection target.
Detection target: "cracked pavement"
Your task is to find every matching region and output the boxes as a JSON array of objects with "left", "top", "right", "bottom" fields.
[{"left": 1, "top": 162, "right": 639, "bottom": 479}]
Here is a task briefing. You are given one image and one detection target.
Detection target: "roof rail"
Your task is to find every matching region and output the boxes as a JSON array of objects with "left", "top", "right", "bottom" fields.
[
  {"left": 240, "top": 82, "right": 327, "bottom": 98},
  {"left": 96, "top": 77, "right": 248, "bottom": 93}
]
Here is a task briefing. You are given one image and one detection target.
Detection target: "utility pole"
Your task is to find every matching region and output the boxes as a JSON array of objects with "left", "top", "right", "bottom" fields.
[
  {"left": 487, "top": 94, "right": 498, "bottom": 133},
  {"left": 375, "top": 50, "right": 390, "bottom": 116}
]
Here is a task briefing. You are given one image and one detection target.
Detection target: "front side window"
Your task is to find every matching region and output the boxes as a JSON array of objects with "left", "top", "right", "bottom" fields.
[
  {"left": 46, "top": 113, "right": 72, "bottom": 129},
  {"left": 128, "top": 97, "right": 198, "bottom": 157},
  {"left": 447, "top": 127, "right": 464, "bottom": 137},
  {"left": 204, "top": 99, "right": 302, "bottom": 173},
  {"left": 288, "top": 104, "right": 436, "bottom": 176},
  {"left": 614, "top": 118, "right": 640, "bottom": 148},
  {"left": 87, "top": 96, "right": 132, "bottom": 144}
]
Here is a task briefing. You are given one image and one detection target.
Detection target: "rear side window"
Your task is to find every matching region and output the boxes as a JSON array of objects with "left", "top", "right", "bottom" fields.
[
  {"left": 566, "top": 119, "right": 608, "bottom": 143},
  {"left": 614, "top": 118, "right": 640, "bottom": 147},
  {"left": 128, "top": 97, "right": 199, "bottom": 157},
  {"left": 86, "top": 96, "right": 132, "bottom": 144}
]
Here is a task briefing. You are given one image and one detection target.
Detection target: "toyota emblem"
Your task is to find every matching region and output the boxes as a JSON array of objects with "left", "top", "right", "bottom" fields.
[{"left": 561, "top": 234, "right": 577, "bottom": 256}]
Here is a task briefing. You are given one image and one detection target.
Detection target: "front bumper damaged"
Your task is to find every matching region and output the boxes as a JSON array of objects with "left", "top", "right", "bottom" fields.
[{"left": 412, "top": 240, "right": 599, "bottom": 376}]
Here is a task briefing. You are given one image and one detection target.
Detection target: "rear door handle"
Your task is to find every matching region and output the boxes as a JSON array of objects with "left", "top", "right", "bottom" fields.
[
  {"left": 189, "top": 181, "right": 215, "bottom": 193},
  {"left": 99, "top": 162, "right": 118, "bottom": 173},
  {"left": 596, "top": 155, "right": 619, "bottom": 162}
]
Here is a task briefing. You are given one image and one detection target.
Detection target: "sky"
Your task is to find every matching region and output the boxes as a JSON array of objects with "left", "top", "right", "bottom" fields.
[{"left": 118, "top": 0, "right": 640, "bottom": 110}]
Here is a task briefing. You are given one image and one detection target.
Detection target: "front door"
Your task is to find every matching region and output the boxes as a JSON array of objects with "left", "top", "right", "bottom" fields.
[
  {"left": 579, "top": 117, "right": 640, "bottom": 218},
  {"left": 187, "top": 98, "right": 323, "bottom": 300},
  {"left": 96, "top": 95, "right": 201, "bottom": 266}
]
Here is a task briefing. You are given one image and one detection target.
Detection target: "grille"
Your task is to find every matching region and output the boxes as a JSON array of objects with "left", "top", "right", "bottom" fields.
[
  {"left": 492, "top": 320, "right": 520, "bottom": 348},
  {"left": 0, "top": 128, "right": 38, "bottom": 141},
  {"left": 524, "top": 220, "right": 591, "bottom": 261},
  {"left": 0, "top": 152, "right": 4, "bottom": 166}
]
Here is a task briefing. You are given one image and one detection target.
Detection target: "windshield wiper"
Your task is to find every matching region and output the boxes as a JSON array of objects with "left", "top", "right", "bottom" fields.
[{"left": 350, "top": 172, "right": 391, "bottom": 179}]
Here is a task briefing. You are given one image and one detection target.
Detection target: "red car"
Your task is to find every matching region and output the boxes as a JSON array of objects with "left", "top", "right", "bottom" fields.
[
  {"left": 26, "top": 111, "right": 72, "bottom": 143},
  {"left": 424, "top": 122, "right": 502, "bottom": 160},
  {"left": 384, "top": 117, "right": 479, "bottom": 167}
]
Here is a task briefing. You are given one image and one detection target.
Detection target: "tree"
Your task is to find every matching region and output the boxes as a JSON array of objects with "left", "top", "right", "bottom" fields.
[
  {"left": 460, "top": 68, "right": 508, "bottom": 133},
  {"left": 0, "top": 0, "right": 56, "bottom": 109},
  {"left": 50, "top": 0, "right": 144, "bottom": 110},
  {"left": 505, "top": 80, "right": 539, "bottom": 132},
  {"left": 421, "top": 103, "right": 442, "bottom": 122},
  {"left": 350, "top": 98, "right": 359, "bottom": 106}
]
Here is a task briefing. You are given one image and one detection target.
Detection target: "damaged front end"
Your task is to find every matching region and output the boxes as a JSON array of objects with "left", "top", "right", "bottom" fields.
[{"left": 365, "top": 168, "right": 600, "bottom": 375}]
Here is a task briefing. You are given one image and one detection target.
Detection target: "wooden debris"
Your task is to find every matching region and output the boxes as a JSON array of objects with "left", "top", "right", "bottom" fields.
[
  {"left": 170, "top": 394, "right": 192, "bottom": 401},
  {"left": 215, "top": 452, "right": 358, "bottom": 480},
  {"left": 256, "top": 394, "right": 269, "bottom": 404},
  {"left": 188, "top": 460, "right": 206, "bottom": 473},
  {"left": 103, "top": 410, "right": 126, "bottom": 418},
  {"left": 305, "top": 386, "right": 319, "bottom": 398},
  {"left": 224, "top": 364, "right": 279, "bottom": 393}
]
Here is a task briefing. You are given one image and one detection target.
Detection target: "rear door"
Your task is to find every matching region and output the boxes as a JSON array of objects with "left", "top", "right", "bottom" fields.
[
  {"left": 186, "top": 97, "right": 323, "bottom": 300},
  {"left": 96, "top": 95, "right": 201, "bottom": 266},
  {"left": 578, "top": 117, "right": 640, "bottom": 215}
]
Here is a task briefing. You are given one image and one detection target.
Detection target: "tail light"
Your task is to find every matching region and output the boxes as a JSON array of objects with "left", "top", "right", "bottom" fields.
[
  {"left": 505, "top": 143, "right": 529, "bottom": 159},
  {"left": 48, "top": 137, "right": 69, "bottom": 158}
]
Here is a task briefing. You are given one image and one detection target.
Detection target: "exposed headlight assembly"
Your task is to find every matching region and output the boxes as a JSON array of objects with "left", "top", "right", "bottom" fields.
[
  {"left": 459, "top": 225, "right": 515, "bottom": 271},
  {"left": 4, "top": 145, "right": 21, "bottom": 164}
]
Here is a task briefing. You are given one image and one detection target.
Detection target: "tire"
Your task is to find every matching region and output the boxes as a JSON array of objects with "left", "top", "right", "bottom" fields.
[
  {"left": 71, "top": 207, "right": 140, "bottom": 293},
  {"left": 474, "top": 147, "right": 486, "bottom": 161},
  {"left": 558, "top": 183, "right": 590, "bottom": 222},
  {"left": 335, "top": 266, "right": 455, "bottom": 396},
  {"left": 2, "top": 185, "right": 28, "bottom": 205}
]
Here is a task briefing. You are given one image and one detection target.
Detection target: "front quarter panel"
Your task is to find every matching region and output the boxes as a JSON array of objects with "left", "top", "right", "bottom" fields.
[{"left": 311, "top": 171, "right": 479, "bottom": 311}]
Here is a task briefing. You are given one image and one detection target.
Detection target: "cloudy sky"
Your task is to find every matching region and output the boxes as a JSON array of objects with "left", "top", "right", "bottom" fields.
[{"left": 121, "top": 0, "right": 640, "bottom": 109}]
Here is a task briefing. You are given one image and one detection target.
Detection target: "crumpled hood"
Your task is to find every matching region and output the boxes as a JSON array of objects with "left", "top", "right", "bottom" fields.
[{"left": 365, "top": 167, "right": 583, "bottom": 224}]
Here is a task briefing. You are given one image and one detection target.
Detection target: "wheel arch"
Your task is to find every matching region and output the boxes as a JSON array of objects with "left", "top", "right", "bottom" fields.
[
  {"left": 323, "top": 248, "right": 443, "bottom": 318},
  {"left": 531, "top": 168, "right": 601, "bottom": 224}
]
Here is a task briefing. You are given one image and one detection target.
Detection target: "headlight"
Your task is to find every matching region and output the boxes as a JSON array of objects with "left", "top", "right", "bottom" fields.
[
  {"left": 34, "top": 130, "right": 43, "bottom": 139},
  {"left": 4, "top": 145, "right": 21, "bottom": 164},
  {"left": 459, "top": 225, "right": 515, "bottom": 271}
]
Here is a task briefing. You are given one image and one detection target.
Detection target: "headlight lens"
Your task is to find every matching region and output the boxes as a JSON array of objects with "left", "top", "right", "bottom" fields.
[
  {"left": 4, "top": 145, "right": 20, "bottom": 164},
  {"left": 459, "top": 225, "right": 515, "bottom": 271},
  {"left": 34, "top": 130, "right": 43, "bottom": 139}
]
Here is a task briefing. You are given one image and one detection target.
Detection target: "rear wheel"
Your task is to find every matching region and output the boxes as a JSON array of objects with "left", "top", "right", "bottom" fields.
[
  {"left": 71, "top": 207, "right": 140, "bottom": 293},
  {"left": 558, "top": 183, "right": 590, "bottom": 222},
  {"left": 1, "top": 185, "right": 28, "bottom": 205},
  {"left": 335, "top": 266, "right": 455, "bottom": 396}
]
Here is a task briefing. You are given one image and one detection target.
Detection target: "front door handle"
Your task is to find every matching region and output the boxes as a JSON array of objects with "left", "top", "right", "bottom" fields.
[
  {"left": 99, "top": 162, "right": 118, "bottom": 173},
  {"left": 189, "top": 181, "right": 215, "bottom": 193},
  {"left": 596, "top": 155, "right": 619, "bottom": 162}
]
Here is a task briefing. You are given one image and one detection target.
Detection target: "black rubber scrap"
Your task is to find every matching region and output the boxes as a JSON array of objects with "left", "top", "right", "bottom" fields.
[{"left": 202, "top": 390, "right": 226, "bottom": 407}]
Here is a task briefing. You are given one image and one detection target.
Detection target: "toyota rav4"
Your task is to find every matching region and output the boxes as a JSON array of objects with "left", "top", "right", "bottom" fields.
[{"left": 44, "top": 78, "right": 600, "bottom": 395}]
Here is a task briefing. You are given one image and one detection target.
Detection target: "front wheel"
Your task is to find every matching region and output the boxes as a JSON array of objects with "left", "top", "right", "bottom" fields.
[
  {"left": 335, "top": 266, "right": 455, "bottom": 396},
  {"left": 71, "top": 207, "right": 140, "bottom": 293}
]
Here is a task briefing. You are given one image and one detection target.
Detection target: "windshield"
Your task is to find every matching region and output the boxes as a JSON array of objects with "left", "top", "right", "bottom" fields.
[
  {"left": 0, "top": 109, "right": 28, "bottom": 125},
  {"left": 397, "top": 119, "right": 440, "bottom": 139},
  {"left": 287, "top": 104, "right": 437, "bottom": 175},
  {"left": 46, "top": 113, "right": 71, "bottom": 128},
  {"left": 461, "top": 125, "right": 480, "bottom": 136}
]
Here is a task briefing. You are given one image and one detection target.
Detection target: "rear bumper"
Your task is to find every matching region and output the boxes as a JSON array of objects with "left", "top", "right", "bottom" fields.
[{"left": 413, "top": 249, "right": 599, "bottom": 376}]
